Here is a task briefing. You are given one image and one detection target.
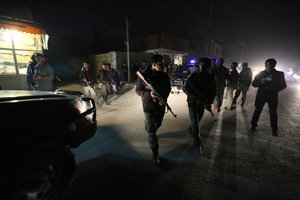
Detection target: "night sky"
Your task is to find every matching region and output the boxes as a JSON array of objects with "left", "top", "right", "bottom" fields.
[
  {"left": 27, "top": 0, "right": 300, "bottom": 69},
  {"left": 212, "top": 0, "right": 300, "bottom": 69}
]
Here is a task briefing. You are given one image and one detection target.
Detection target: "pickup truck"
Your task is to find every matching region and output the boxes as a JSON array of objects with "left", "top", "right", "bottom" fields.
[{"left": 0, "top": 89, "right": 97, "bottom": 200}]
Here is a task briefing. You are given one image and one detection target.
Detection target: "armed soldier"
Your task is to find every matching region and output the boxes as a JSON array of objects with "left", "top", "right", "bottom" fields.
[
  {"left": 79, "top": 61, "right": 97, "bottom": 102},
  {"left": 182, "top": 57, "right": 216, "bottom": 155},
  {"left": 97, "top": 62, "right": 113, "bottom": 105},
  {"left": 32, "top": 53, "right": 54, "bottom": 91},
  {"left": 232, "top": 62, "right": 253, "bottom": 107},
  {"left": 25, "top": 53, "right": 37, "bottom": 90},
  {"left": 136, "top": 54, "right": 171, "bottom": 166}
]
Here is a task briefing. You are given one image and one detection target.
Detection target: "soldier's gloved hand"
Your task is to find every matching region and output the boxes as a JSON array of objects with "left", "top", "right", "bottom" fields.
[
  {"left": 145, "top": 85, "right": 152, "bottom": 90},
  {"left": 150, "top": 91, "right": 158, "bottom": 102}
]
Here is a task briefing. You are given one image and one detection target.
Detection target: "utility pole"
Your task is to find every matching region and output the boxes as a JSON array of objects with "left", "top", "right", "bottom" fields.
[{"left": 126, "top": 15, "right": 130, "bottom": 82}]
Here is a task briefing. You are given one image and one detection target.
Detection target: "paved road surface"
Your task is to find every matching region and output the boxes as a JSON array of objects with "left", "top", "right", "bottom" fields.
[{"left": 66, "top": 83, "right": 300, "bottom": 200}]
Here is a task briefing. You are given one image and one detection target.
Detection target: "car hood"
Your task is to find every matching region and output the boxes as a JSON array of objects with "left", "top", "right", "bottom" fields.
[{"left": 0, "top": 90, "right": 67, "bottom": 102}]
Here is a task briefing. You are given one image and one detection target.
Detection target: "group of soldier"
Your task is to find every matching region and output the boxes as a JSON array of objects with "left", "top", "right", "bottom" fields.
[
  {"left": 25, "top": 53, "right": 56, "bottom": 91},
  {"left": 26, "top": 53, "right": 286, "bottom": 166},
  {"left": 136, "top": 54, "right": 286, "bottom": 166},
  {"left": 26, "top": 53, "right": 119, "bottom": 106},
  {"left": 79, "top": 61, "right": 121, "bottom": 106}
]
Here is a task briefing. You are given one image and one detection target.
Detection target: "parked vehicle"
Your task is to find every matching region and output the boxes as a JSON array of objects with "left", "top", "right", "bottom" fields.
[
  {"left": 170, "top": 64, "right": 197, "bottom": 90},
  {"left": 0, "top": 90, "right": 97, "bottom": 200}
]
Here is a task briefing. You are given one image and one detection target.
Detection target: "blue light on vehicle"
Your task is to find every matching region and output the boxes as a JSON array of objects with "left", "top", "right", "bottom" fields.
[{"left": 190, "top": 59, "right": 196, "bottom": 64}]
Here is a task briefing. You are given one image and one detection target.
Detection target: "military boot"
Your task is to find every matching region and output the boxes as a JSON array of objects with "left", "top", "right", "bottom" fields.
[
  {"left": 194, "top": 145, "right": 203, "bottom": 156},
  {"left": 193, "top": 136, "right": 203, "bottom": 156},
  {"left": 149, "top": 136, "right": 160, "bottom": 166},
  {"left": 152, "top": 149, "right": 160, "bottom": 166}
]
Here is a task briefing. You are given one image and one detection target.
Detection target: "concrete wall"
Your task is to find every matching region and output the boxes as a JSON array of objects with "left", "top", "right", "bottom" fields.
[
  {"left": 0, "top": 75, "right": 27, "bottom": 90},
  {"left": 67, "top": 51, "right": 152, "bottom": 72}
]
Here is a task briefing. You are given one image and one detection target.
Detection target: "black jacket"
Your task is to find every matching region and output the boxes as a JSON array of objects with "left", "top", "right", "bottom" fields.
[
  {"left": 227, "top": 69, "right": 239, "bottom": 89},
  {"left": 79, "top": 68, "right": 95, "bottom": 87},
  {"left": 183, "top": 71, "right": 216, "bottom": 104},
  {"left": 239, "top": 67, "right": 252, "bottom": 88},
  {"left": 136, "top": 69, "right": 171, "bottom": 113},
  {"left": 252, "top": 68, "right": 287, "bottom": 105}
]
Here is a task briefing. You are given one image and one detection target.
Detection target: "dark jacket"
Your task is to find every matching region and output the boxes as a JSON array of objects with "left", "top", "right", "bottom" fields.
[
  {"left": 227, "top": 69, "right": 239, "bottom": 89},
  {"left": 79, "top": 67, "right": 95, "bottom": 87},
  {"left": 136, "top": 69, "right": 171, "bottom": 113},
  {"left": 183, "top": 70, "right": 216, "bottom": 105},
  {"left": 97, "top": 69, "right": 112, "bottom": 84},
  {"left": 25, "top": 60, "right": 37, "bottom": 87},
  {"left": 213, "top": 65, "right": 229, "bottom": 87},
  {"left": 239, "top": 67, "right": 252, "bottom": 88},
  {"left": 252, "top": 68, "right": 287, "bottom": 106}
]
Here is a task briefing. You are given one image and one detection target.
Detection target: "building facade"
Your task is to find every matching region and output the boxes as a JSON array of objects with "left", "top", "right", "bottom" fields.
[{"left": 0, "top": 15, "right": 48, "bottom": 89}]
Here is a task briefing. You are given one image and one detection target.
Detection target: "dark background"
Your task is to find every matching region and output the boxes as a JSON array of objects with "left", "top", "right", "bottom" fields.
[{"left": 5, "top": 0, "right": 300, "bottom": 69}]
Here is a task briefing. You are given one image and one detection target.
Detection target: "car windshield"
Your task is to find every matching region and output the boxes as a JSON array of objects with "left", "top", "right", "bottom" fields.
[
  {"left": 172, "top": 64, "right": 196, "bottom": 79},
  {"left": 175, "top": 66, "right": 189, "bottom": 73}
]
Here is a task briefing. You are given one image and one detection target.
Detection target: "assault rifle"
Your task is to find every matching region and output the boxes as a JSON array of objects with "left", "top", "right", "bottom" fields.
[
  {"left": 81, "top": 70, "right": 96, "bottom": 93},
  {"left": 136, "top": 71, "right": 177, "bottom": 118},
  {"left": 185, "top": 80, "right": 218, "bottom": 122}
]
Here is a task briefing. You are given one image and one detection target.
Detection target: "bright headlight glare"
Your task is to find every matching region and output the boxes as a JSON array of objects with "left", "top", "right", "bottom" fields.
[
  {"left": 71, "top": 98, "right": 94, "bottom": 121},
  {"left": 71, "top": 99, "right": 85, "bottom": 114},
  {"left": 293, "top": 73, "right": 300, "bottom": 80}
]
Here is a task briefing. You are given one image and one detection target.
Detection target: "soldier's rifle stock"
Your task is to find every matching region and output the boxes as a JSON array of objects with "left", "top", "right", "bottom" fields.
[{"left": 136, "top": 71, "right": 177, "bottom": 118}]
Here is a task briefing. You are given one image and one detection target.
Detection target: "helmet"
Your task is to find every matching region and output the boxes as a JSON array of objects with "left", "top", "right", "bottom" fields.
[{"left": 34, "top": 52, "right": 43, "bottom": 57}]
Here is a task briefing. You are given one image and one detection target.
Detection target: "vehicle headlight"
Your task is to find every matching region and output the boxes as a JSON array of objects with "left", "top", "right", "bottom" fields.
[
  {"left": 71, "top": 97, "right": 96, "bottom": 120},
  {"left": 72, "top": 98, "right": 86, "bottom": 114}
]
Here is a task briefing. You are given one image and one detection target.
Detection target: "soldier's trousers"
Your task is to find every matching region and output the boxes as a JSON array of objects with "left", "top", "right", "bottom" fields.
[
  {"left": 187, "top": 100, "right": 205, "bottom": 147},
  {"left": 251, "top": 98, "right": 278, "bottom": 130},
  {"left": 144, "top": 110, "right": 165, "bottom": 153}
]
